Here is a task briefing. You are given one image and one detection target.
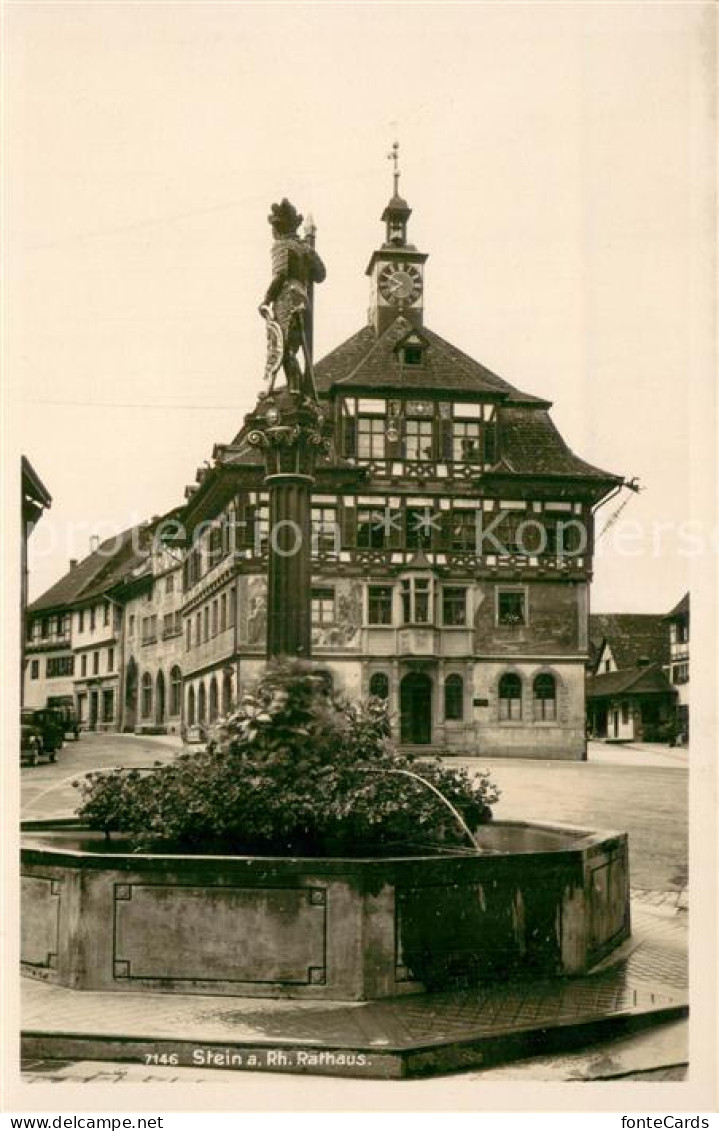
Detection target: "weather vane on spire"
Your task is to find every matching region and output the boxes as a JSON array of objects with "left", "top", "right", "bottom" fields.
[{"left": 388, "top": 140, "right": 400, "bottom": 197}]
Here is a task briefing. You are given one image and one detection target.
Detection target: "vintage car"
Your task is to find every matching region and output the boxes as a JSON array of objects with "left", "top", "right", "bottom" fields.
[
  {"left": 20, "top": 720, "right": 45, "bottom": 766},
  {"left": 20, "top": 709, "right": 64, "bottom": 758}
]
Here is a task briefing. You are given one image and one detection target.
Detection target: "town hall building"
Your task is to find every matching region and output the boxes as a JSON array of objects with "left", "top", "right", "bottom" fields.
[{"left": 25, "top": 179, "right": 623, "bottom": 759}]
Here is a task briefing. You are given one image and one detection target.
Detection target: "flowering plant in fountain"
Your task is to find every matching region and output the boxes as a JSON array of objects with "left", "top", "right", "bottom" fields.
[{"left": 76, "top": 661, "right": 500, "bottom": 855}]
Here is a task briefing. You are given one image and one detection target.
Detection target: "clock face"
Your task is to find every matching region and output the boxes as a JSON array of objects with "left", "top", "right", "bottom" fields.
[{"left": 378, "top": 263, "right": 423, "bottom": 306}]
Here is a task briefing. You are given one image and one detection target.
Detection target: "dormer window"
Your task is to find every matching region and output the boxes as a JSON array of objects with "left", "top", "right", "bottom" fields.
[{"left": 396, "top": 331, "right": 426, "bottom": 367}]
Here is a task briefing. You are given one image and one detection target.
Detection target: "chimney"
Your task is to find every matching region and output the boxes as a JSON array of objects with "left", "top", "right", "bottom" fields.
[
  {"left": 89, "top": 535, "right": 100, "bottom": 553},
  {"left": 69, "top": 558, "right": 78, "bottom": 571}
]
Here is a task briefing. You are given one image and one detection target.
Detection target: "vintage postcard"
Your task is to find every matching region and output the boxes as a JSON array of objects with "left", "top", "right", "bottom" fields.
[{"left": 3, "top": 0, "right": 717, "bottom": 1118}]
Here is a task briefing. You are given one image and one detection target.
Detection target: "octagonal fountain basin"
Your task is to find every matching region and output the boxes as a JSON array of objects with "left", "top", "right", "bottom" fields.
[{"left": 21, "top": 819, "right": 629, "bottom": 1002}]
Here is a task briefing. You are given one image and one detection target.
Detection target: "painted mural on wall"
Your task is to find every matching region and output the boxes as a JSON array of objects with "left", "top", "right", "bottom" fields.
[
  {"left": 313, "top": 579, "right": 363, "bottom": 650},
  {"left": 241, "top": 576, "right": 268, "bottom": 647}
]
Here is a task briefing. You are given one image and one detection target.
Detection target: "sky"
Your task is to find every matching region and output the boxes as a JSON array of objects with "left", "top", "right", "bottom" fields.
[{"left": 6, "top": 1, "right": 716, "bottom": 611}]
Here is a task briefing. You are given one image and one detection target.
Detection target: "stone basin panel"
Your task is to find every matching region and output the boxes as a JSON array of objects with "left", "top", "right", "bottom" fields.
[
  {"left": 21, "top": 821, "right": 630, "bottom": 1001},
  {"left": 113, "top": 885, "right": 329, "bottom": 989}
]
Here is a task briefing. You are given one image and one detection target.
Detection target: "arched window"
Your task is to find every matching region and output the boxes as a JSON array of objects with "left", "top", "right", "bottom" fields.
[
  {"left": 316, "top": 670, "right": 334, "bottom": 696},
  {"left": 170, "top": 666, "right": 182, "bottom": 716},
  {"left": 444, "top": 674, "right": 464, "bottom": 721},
  {"left": 125, "top": 657, "right": 137, "bottom": 707},
  {"left": 198, "top": 682, "right": 207, "bottom": 724},
  {"left": 187, "top": 685, "right": 196, "bottom": 725},
  {"left": 533, "top": 673, "right": 557, "bottom": 721},
  {"left": 369, "top": 672, "right": 390, "bottom": 700},
  {"left": 141, "top": 672, "right": 153, "bottom": 719},
  {"left": 222, "top": 670, "right": 233, "bottom": 714},
  {"left": 499, "top": 673, "right": 522, "bottom": 720},
  {"left": 209, "top": 677, "right": 219, "bottom": 723}
]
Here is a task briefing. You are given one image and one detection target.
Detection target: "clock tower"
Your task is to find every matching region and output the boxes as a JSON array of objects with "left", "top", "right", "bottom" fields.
[{"left": 366, "top": 144, "right": 428, "bottom": 335}]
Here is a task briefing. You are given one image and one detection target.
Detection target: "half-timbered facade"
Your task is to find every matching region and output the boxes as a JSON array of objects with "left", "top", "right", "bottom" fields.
[{"left": 178, "top": 189, "right": 622, "bottom": 758}]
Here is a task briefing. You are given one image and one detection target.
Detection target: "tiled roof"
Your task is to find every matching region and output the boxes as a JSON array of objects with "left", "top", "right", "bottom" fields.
[
  {"left": 495, "top": 407, "right": 619, "bottom": 482},
  {"left": 587, "top": 664, "right": 674, "bottom": 700},
  {"left": 216, "top": 320, "right": 619, "bottom": 489},
  {"left": 589, "top": 614, "right": 670, "bottom": 671},
  {"left": 665, "top": 592, "right": 689, "bottom": 620},
  {"left": 28, "top": 527, "right": 146, "bottom": 613},
  {"left": 314, "top": 317, "right": 549, "bottom": 404}
]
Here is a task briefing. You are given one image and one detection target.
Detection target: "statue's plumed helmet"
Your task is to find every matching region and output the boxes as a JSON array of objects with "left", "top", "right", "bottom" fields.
[{"left": 268, "top": 198, "right": 303, "bottom": 237}]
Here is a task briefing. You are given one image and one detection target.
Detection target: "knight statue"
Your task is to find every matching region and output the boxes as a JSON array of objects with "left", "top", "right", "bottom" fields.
[{"left": 260, "top": 198, "right": 326, "bottom": 401}]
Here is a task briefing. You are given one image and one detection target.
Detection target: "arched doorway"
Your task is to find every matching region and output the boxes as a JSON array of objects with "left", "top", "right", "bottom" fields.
[
  {"left": 222, "top": 670, "right": 232, "bottom": 715},
  {"left": 141, "top": 672, "right": 153, "bottom": 721},
  {"left": 198, "top": 682, "right": 207, "bottom": 724},
  {"left": 170, "top": 666, "right": 182, "bottom": 717},
  {"left": 400, "top": 672, "right": 433, "bottom": 744},
  {"left": 156, "top": 670, "right": 166, "bottom": 725},
  {"left": 187, "top": 685, "right": 196, "bottom": 725},
  {"left": 124, "top": 657, "right": 138, "bottom": 732}
]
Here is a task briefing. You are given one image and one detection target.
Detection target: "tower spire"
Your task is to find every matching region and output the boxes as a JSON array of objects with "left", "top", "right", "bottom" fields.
[
  {"left": 388, "top": 140, "right": 400, "bottom": 198},
  {"left": 366, "top": 148, "right": 428, "bottom": 334},
  {"left": 381, "top": 143, "right": 411, "bottom": 248}
]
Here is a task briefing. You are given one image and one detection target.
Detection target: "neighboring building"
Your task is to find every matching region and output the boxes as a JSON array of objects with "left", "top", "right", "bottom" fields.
[
  {"left": 25, "top": 607, "right": 75, "bottom": 713},
  {"left": 586, "top": 611, "right": 677, "bottom": 744},
  {"left": 588, "top": 613, "right": 669, "bottom": 676},
  {"left": 24, "top": 516, "right": 187, "bottom": 733},
  {"left": 664, "top": 592, "right": 690, "bottom": 742},
  {"left": 115, "top": 542, "right": 185, "bottom": 734},
  {"left": 24, "top": 183, "right": 626, "bottom": 757},
  {"left": 21, "top": 457, "right": 52, "bottom": 705},
  {"left": 26, "top": 526, "right": 149, "bottom": 730}
]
